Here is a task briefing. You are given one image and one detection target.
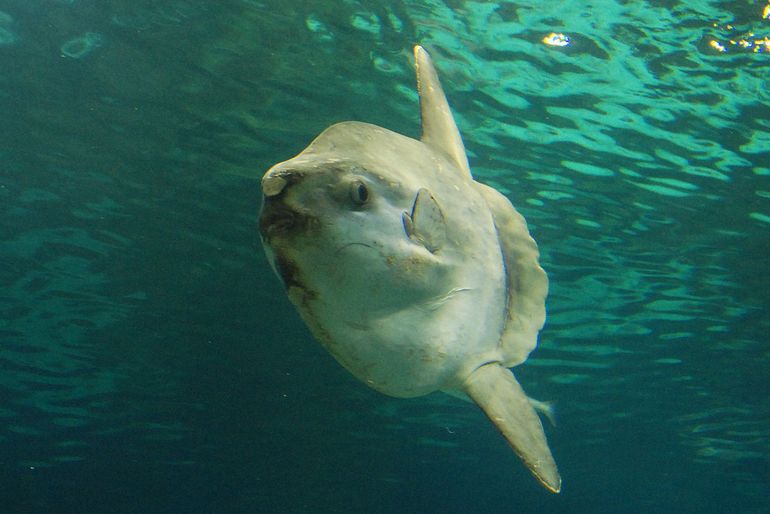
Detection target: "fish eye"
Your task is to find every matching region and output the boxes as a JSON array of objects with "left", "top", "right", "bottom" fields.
[{"left": 350, "top": 180, "right": 369, "bottom": 205}]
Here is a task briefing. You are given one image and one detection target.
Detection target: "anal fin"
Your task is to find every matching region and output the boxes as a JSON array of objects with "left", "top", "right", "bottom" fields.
[{"left": 463, "top": 363, "right": 561, "bottom": 493}]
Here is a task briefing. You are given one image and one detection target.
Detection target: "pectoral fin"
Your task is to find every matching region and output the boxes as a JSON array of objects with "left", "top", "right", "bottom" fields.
[
  {"left": 402, "top": 188, "right": 446, "bottom": 253},
  {"left": 463, "top": 362, "right": 561, "bottom": 493}
]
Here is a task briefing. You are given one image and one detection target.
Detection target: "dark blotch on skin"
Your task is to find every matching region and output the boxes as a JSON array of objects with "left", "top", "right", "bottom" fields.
[{"left": 274, "top": 252, "right": 304, "bottom": 292}]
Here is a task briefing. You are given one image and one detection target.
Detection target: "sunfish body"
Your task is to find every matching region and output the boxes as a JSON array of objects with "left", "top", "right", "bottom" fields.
[{"left": 258, "top": 46, "right": 560, "bottom": 492}]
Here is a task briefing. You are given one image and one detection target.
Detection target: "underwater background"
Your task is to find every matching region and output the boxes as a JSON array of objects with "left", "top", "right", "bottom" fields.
[{"left": 0, "top": 0, "right": 768, "bottom": 512}]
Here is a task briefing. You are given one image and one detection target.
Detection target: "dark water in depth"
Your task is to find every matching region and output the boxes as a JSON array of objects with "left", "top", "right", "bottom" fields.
[{"left": 1, "top": 1, "right": 769, "bottom": 512}]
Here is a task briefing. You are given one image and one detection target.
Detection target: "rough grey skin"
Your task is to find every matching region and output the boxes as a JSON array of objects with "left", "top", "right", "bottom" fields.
[{"left": 259, "top": 46, "right": 560, "bottom": 493}]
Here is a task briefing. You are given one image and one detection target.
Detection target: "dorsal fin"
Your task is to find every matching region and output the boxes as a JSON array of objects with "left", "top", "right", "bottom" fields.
[{"left": 414, "top": 45, "right": 472, "bottom": 179}]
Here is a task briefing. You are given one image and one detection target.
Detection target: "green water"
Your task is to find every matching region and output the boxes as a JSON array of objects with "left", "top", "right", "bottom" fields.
[{"left": 0, "top": 0, "right": 768, "bottom": 512}]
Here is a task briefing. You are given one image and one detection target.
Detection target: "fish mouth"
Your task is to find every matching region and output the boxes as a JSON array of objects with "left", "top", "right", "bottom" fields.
[
  {"left": 259, "top": 199, "right": 319, "bottom": 241},
  {"left": 259, "top": 205, "right": 297, "bottom": 238},
  {"left": 259, "top": 191, "right": 311, "bottom": 239}
]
